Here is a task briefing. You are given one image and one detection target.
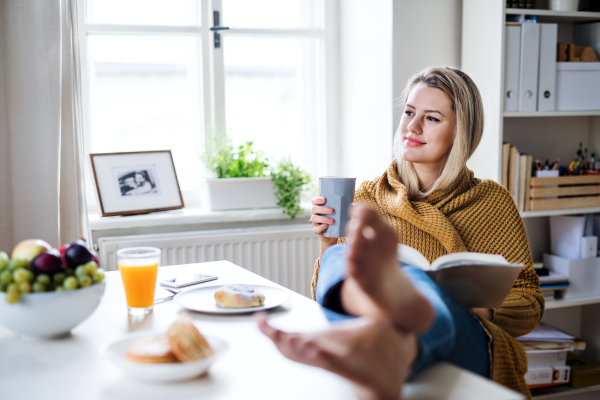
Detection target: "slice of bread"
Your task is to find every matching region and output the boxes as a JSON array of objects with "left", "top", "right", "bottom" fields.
[{"left": 167, "top": 317, "right": 214, "bottom": 362}]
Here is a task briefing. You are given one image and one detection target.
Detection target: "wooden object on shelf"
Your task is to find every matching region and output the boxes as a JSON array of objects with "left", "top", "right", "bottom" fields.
[
  {"left": 568, "top": 44, "right": 581, "bottom": 61},
  {"left": 581, "top": 47, "right": 599, "bottom": 62},
  {"left": 557, "top": 42, "right": 568, "bottom": 61},
  {"left": 529, "top": 175, "right": 600, "bottom": 211}
]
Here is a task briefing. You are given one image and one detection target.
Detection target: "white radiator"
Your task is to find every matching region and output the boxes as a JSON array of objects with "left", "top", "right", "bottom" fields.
[{"left": 97, "top": 225, "right": 320, "bottom": 298}]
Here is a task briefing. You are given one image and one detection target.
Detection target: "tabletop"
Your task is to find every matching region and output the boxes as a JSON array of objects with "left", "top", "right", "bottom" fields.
[{"left": 0, "top": 261, "right": 523, "bottom": 400}]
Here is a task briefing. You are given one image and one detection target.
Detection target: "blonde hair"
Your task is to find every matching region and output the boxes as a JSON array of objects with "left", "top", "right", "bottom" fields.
[{"left": 393, "top": 67, "right": 484, "bottom": 199}]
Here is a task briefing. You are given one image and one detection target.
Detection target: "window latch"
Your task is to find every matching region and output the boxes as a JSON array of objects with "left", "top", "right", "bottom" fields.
[{"left": 210, "top": 11, "right": 229, "bottom": 48}]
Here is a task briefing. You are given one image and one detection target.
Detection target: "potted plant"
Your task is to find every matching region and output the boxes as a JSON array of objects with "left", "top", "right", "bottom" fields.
[{"left": 199, "top": 133, "right": 311, "bottom": 218}]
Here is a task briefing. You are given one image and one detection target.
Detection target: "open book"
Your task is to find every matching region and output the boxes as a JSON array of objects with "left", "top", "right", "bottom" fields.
[{"left": 397, "top": 244, "right": 524, "bottom": 309}]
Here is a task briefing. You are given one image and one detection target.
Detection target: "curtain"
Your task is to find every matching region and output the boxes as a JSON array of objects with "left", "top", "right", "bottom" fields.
[{"left": 0, "top": 0, "right": 89, "bottom": 251}]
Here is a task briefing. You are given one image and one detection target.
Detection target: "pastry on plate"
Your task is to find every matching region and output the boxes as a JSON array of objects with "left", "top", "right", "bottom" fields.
[
  {"left": 214, "top": 284, "right": 265, "bottom": 308},
  {"left": 167, "top": 317, "right": 214, "bottom": 362},
  {"left": 126, "top": 336, "right": 177, "bottom": 363}
]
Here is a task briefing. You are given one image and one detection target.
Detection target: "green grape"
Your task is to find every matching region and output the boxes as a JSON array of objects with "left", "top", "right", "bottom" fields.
[
  {"left": 75, "top": 265, "right": 88, "bottom": 278},
  {"left": 9, "top": 258, "right": 29, "bottom": 270},
  {"left": 55, "top": 286, "right": 64, "bottom": 292},
  {"left": 0, "top": 283, "right": 6, "bottom": 292},
  {"left": 36, "top": 274, "right": 51, "bottom": 285},
  {"left": 85, "top": 261, "right": 98, "bottom": 275},
  {"left": 64, "top": 268, "right": 74, "bottom": 276},
  {"left": 78, "top": 274, "right": 92, "bottom": 288},
  {"left": 93, "top": 270, "right": 105, "bottom": 283},
  {"left": 19, "top": 281, "right": 31, "bottom": 294},
  {"left": 32, "top": 282, "right": 46, "bottom": 293},
  {"left": 25, "top": 270, "right": 33, "bottom": 281},
  {"left": 7, "top": 283, "right": 17, "bottom": 293},
  {"left": 0, "top": 270, "right": 13, "bottom": 285},
  {"left": 0, "top": 251, "right": 9, "bottom": 271},
  {"left": 63, "top": 276, "right": 78, "bottom": 291},
  {"left": 13, "top": 268, "right": 29, "bottom": 284},
  {"left": 5, "top": 290, "right": 20, "bottom": 304},
  {"left": 53, "top": 273, "right": 66, "bottom": 285}
]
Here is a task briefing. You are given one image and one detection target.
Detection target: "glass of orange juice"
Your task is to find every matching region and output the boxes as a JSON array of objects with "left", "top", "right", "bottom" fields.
[{"left": 117, "top": 247, "right": 161, "bottom": 316}]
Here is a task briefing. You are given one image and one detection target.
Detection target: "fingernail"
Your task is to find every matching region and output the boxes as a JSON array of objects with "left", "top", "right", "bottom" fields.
[{"left": 328, "top": 219, "right": 334, "bottom": 223}]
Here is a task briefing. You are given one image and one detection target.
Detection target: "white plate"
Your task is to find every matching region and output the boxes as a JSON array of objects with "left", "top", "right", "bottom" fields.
[
  {"left": 175, "top": 284, "right": 292, "bottom": 314},
  {"left": 103, "top": 331, "right": 228, "bottom": 383}
]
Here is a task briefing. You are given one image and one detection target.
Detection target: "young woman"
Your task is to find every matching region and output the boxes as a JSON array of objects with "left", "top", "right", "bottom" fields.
[{"left": 261, "top": 67, "right": 543, "bottom": 398}]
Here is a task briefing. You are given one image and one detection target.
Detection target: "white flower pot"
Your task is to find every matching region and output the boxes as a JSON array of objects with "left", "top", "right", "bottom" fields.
[
  {"left": 549, "top": 0, "right": 579, "bottom": 11},
  {"left": 199, "top": 177, "right": 280, "bottom": 211}
]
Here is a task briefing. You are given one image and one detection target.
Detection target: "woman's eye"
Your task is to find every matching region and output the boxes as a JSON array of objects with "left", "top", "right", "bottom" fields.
[
  {"left": 427, "top": 116, "right": 440, "bottom": 122},
  {"left": 404, "top": 110, "right": 413, "bottom": 116}
]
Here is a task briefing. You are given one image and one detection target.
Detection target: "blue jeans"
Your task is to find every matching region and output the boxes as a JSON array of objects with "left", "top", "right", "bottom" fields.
[{"left": 315, "top": 244, "right": 490, "bottom": 377}]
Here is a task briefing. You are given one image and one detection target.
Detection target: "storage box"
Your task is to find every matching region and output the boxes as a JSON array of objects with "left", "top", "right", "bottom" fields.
[
  {"left": 556, "top": 62, "right": 600, "bottom": 111},
  {"left": 544, "top": 253, "right": 600, "bottom": 299},
  {"left": 529, "top": 175, "right": 600, "bottom": 212}
]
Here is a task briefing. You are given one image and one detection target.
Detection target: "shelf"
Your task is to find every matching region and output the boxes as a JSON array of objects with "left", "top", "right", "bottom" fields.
[
  {"left": 506, "top": 8, "right": 600, "bottom": 23},
  {"left": 520, "top": 207, "right": 600, "bottom": 218},
  {"left": 544, "top": 295, "right": 600, "bottom": 310},
  {"left": 531, "top": 383, "right": 600, "bottom": 399},
  {"left": 504, "top": 111, "right": 600, "bottom": 118}
]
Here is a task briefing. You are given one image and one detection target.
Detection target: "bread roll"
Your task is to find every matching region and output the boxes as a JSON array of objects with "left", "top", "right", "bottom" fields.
[{"left": 214, "top": 284, "right": 265, "bottom": 308}]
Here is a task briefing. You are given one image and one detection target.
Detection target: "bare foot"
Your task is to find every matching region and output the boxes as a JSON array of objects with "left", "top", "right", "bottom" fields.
[
  {"left": 257, "top": 314, "right": 418, "bottom": 400},
  {"left": 342, "top": 206, "right": 434, "bottom": 333}
]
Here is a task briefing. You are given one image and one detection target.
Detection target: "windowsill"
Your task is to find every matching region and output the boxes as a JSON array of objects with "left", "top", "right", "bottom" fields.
[{"left": 88, "top": 206, "right": 310, "bottom": 232}]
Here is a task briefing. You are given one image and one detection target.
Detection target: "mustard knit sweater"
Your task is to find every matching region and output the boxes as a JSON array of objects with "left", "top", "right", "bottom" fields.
[{"left": 311, "top": 161, "right": 544, "bottom": 398}]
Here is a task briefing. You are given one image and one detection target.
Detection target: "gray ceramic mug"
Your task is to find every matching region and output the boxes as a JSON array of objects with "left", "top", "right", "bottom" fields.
[{"left": 319, "top": 177, "right": 356, "bottom": 238}]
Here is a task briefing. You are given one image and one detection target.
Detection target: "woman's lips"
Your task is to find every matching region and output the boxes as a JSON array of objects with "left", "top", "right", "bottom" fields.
[{"left": 405, "top": 137, "right": 425, "bottom": 147}]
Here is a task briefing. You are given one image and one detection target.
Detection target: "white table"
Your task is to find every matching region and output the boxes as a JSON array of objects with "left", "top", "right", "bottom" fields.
[{"left": 0, "top": 261, "right": 523, "bottom": 400}]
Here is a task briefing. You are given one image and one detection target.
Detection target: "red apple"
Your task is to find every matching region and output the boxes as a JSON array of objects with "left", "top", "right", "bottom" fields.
[
  {"left": 58, "top": 243, "right": 70, "bottom": 268},
  {"left": 12, "top": 239, "right": 52, "bottom": 261}
]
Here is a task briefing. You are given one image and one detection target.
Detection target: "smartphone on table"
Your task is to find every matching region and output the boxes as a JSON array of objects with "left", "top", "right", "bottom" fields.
[{"left": 159, "top": 274, "right": 217, "bottom": 288}]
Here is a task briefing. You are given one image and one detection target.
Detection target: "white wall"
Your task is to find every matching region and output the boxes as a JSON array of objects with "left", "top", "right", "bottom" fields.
[
  {"left": 392, "top": 0, "right": 463, "bottom": 114},
  {"left": 338, "top": 0, "right": 393, "bottom": 184},
  {"left": 338, "top": 0, "right": 464, "bottom": 185}
]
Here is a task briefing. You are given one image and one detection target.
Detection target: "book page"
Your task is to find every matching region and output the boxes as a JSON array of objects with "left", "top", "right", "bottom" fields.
[
  {"left": 397, "top": 244, "right": 431, "bottom": 271},
  {"left": 431, "top": 252, "right": 512, "bottom": 271}
]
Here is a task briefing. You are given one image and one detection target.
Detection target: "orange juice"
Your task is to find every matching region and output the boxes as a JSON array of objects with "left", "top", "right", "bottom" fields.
[{"left": 119, "top": 261, "right": 159, "bottom": 308}]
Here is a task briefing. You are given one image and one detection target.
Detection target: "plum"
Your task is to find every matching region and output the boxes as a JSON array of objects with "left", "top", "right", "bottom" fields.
[
  {"left": 30, "top": 249, "right": 64, "bottom": 275},
  {"left": 64, "top": 242, "right": 93, "bottom": 269}
]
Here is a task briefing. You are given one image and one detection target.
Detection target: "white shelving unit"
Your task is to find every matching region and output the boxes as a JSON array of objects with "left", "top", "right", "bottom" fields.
[{"left": 463, "top": 2, "right": 600, "bottom": 399}]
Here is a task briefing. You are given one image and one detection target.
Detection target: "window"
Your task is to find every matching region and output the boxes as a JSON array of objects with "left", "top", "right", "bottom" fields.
[{"left": 78, "top": 0, "right": 338, "bottom": 209}]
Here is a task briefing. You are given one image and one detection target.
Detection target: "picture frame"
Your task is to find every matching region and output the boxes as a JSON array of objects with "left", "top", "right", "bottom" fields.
[{"left": 90, "top": 151, "right": 184, "bottom": 217}]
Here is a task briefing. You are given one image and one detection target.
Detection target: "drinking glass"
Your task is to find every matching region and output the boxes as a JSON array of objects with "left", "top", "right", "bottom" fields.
[{"left": 117, "top": 247, "right": 161, "bottom": 316}]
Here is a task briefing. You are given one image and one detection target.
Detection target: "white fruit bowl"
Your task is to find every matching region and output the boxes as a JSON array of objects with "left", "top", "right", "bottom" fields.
[{"left": 0, "top": 281, "right": 105, "bottom": 339}]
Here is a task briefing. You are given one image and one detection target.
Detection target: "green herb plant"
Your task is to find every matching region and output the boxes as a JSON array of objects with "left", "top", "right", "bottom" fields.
[
  {"left": 271, "top": 158, "right": 312, "bottom": 219},
  {"left": 200, "top": 133, "right": 269, "bottom": 178},
  {"left": 200, "top": 132, "right": 311, "bottom": 219}
]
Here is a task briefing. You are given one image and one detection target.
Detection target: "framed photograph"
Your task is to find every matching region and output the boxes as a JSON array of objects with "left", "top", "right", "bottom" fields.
[{"left": 90, "top": 151, "right": 184, "bottom": 217}]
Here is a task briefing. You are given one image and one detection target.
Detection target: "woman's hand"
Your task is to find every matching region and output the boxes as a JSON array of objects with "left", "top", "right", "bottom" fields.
[{"left": 310, "top": 197, "right": 338, "bottom": 254}]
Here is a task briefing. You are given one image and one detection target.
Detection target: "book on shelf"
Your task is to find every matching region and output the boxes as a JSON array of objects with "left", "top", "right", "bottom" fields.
[
  {"left": 503, "top": 143, "right": 534, "bottom": 211},
  {"left": 396, "top": 244, "right": 523, "bottom": 309},
  {"left": 508, "top": 145, "right": 518, "bottom": 202},
  {"left": 501, "top": 143, "right": 511, "bottom": 189}
]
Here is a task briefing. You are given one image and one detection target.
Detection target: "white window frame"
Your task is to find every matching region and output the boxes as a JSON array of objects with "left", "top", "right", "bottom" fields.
[{"left": 77, "top": 0, "right": 340, "bottom": 213}]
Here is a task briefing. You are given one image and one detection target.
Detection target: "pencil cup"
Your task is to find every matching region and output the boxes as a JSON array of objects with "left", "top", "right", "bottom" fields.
[{"left": 319, "top": 177, "right": 356, "bottom": 238}]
